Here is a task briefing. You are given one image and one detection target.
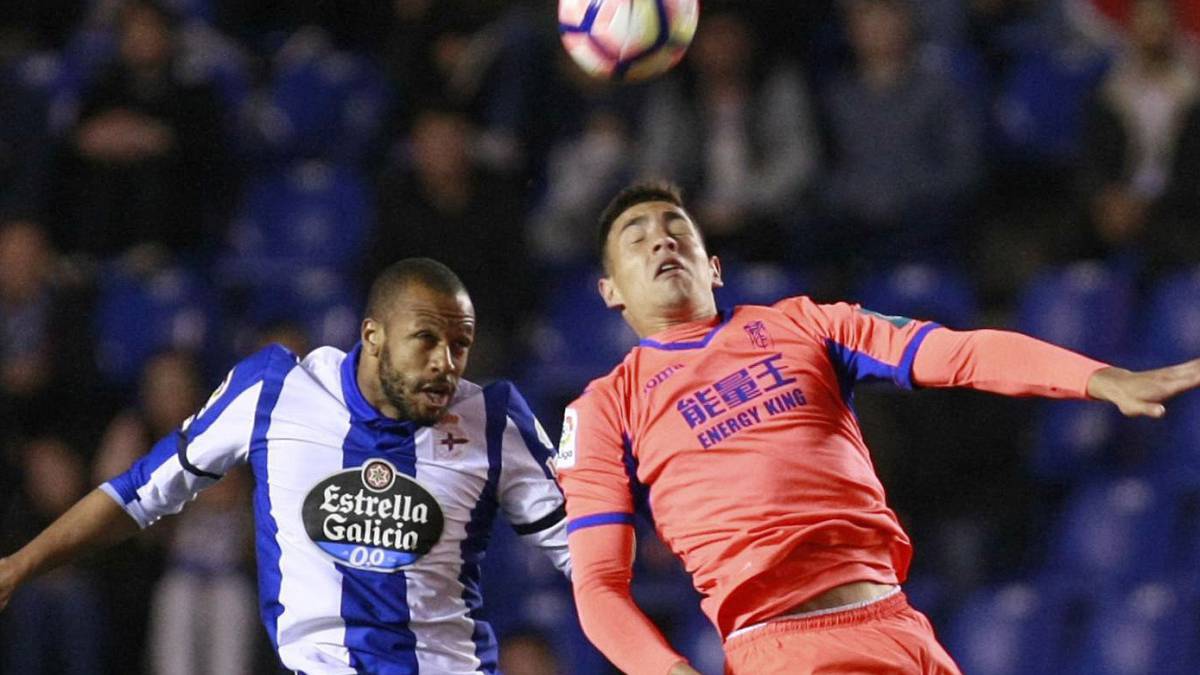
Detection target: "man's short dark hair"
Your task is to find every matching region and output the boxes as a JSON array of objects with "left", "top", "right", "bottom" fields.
[
  {"left": 597, "top": 181, "right": 691, "bottom": 270},
  {"left": 366, "top": 258, "right": 469, "bottom": 319}
]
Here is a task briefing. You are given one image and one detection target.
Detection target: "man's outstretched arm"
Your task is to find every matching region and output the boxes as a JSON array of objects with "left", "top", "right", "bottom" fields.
[
  {"left": 912, "top": 327, "right": 1200, "bottom": 415},
  {"left": 0, "top": 488, "right": 139, "bottom": 611}
]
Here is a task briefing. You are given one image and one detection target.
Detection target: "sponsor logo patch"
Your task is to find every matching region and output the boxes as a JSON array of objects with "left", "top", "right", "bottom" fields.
[
  {"left": 556, "top": 408, "right": 578, "bottom": 469},
  {"left": 302, "top": 459, "right": 444, "bottom": 572}
]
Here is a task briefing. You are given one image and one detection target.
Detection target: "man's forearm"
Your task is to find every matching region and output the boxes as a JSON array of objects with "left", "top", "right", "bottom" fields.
[
  {"left": 912, "top": 328, "right": 1108, "bottom": 398},
  {"left": 3, "top": 488, "right": 140, "bottom": 589},
  {"left": 569, "top": 525, "right": 690, "bottom": 675}
]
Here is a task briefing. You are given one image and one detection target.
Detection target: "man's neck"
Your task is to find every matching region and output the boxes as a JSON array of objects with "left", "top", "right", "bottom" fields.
[{"left": 631, "top": 306, "right": 720, "bottom": 339}]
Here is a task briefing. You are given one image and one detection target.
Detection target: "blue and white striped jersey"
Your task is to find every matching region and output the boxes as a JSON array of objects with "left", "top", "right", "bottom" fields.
[{"left": 102, "top": 343, "right": 570, "bottom": 674}]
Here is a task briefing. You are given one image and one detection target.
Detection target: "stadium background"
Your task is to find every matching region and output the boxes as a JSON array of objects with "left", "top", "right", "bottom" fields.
[{"left": 1, "top": 0, "right": 1199, "bottom": 672}]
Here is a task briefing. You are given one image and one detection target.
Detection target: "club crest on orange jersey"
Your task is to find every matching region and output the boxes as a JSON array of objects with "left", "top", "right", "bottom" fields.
[{"left": 743, "top": 321, "right": 772, "bottom": 349}]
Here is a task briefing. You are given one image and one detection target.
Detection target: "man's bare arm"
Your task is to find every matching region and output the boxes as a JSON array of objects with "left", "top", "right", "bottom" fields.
[{"left": 0, "top": 488, "right": 140, "bottom": 611}]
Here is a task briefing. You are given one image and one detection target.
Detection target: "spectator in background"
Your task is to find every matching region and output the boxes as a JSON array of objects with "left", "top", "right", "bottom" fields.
[
  {"left": 1078, "top": 0, "right": 1198, "bottom": 260},
  {"left": 527, "top": 48, "right": 639, "bottom": 269},
  {"left": 0, "top": 437, "right": 105, "bottom": 675},
  {"left": 818, "top": 0, "right": 982, "bottom": 268},
  {"left": 1155, "top": 99, "right": 1200, "bottom": 268},
  {"left": 637, "top": 6, "right": 820, "bottom": 262},
  {"left": 0, "top": 219, "right": 98, "bottom": 440},
  {"left": 368, "top": 105, "right": 528, "bottom": 379},
  {"left": 49, "top": 0, "right": 228, "bottom": 261}
]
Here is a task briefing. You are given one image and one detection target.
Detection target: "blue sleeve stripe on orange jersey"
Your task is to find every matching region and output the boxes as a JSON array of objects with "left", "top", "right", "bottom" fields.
[
  {"left": 826, "top": 340, "right": 898, "bottom": 386},
  {"left": 567, "top": 512, "right": 635, "bottom": 534},
  {"left": 896, "top": 323, "right": 942, "bottom": 390}
]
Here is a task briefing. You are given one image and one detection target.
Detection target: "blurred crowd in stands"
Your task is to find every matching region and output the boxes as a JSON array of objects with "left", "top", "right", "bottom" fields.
[{"left": 1, "top": 0, "right": 1199, "bottom": 673}]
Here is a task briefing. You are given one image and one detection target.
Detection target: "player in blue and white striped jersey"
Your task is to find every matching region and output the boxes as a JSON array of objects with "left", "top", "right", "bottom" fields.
[{"left": 0, "top": 258, "right": 570, "bottom": 674}]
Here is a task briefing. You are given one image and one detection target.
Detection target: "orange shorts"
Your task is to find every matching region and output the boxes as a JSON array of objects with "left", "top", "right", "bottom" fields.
[{"left": 723, "top": 591, "right": 962, "bottom": 675}]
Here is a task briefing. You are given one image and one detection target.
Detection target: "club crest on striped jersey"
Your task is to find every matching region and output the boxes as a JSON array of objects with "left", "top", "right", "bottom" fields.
[{"left": 301, "top": 459, "right": 444, "bottom": 572}]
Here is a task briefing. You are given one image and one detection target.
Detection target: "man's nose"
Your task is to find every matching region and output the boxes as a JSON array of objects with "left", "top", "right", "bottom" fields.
[
  {"left": 430, "top": 344, "right": 459, "bottom": 374},
  {"left": 651, "top": 231, "right": 678, "bottom": 253}
]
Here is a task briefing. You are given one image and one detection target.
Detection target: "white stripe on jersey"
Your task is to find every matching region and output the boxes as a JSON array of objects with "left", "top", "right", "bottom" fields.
[{"left": 271, "top": 365, "right": 352, "bottom": 673}]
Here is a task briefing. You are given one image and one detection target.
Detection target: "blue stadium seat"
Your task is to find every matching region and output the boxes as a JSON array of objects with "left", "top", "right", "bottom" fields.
[
  {"left": 853, "top": 262, "right": 979, "bottom": 328},
  {"left": 992, "top": 47, "right": 1109, "bottom": 164},
  {"left": 1017, "top": 262, "right": 1135, "bottom": 360},
  {"left": 242, "top": 267, "right": 360, "bottom": 352},
  {"left": 223, "top": 161, "right": 372, "bottom": 281},
  {"left": 945, "top": 580, "right": 1087, "bottom": 675},
  {"left": 715, "top": 261, "right": 808, "bottom": 308},
  {"left": 519, "top": 266, "right": 637, "bottom": 414},
  {"left": 1017, "top": 262, "right": 1136, "bottom": 481},
  {"left": 240, "top": 32, "right": 392, "bottom": 163},
  {"left": 1139, "top": 268, "right": 1200, "bottom": 487},
  {"left": 94, "top": 261, "right": 221, "bottom": 387},
  {"left": 1070, "top": 582, "right": 1197, "bottom": 675},
  {"left": 1045, "top": 476, "right": 1174, "bottom": 584}
]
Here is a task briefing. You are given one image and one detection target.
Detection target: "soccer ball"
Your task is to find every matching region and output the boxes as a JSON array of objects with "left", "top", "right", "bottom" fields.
[{"left": 558, "top": 0, "right": 700, "bottom": 82}]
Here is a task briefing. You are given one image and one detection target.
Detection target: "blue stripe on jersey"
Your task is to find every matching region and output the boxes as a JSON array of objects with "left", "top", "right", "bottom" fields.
[
  {"left": 340, "top": 419, "right": 420, "bottom": 674},
  {"left": 896, "top": 323, "right": 941, "bottom": 390},
  {"left": 566, "top": 512, "right": 636, "bottom": 534},
  {"left": 189, "top": 345, "right": 289, "bottom": 439},
  {"left": 246, "top": 348, "right": 298, "bottom": 649},
  {"left": 108, "top": 345, "right": 293, "bottom": 504},
  {"left": 456, "top": 384, "right": 506, "bottom": 673},
  {"left": 825, "top": 340, "right": 899, "bottom": 387},
  {"left": 108, "top": 432, "right": 179, "bottom": 504},
  {"left": 502, "top": 382, "right": 556, "bottom": 480}
]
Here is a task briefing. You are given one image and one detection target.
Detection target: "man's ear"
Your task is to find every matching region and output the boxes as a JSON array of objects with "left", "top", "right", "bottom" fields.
[
  {"left": 710, "top": 255, "right": 724, "bottom": 289},
  {"left": 361, "top": 318, "right": 383, "bottom": 356},
  {"left": 598, "top": 276, "right": 624, "bottom": 310}
]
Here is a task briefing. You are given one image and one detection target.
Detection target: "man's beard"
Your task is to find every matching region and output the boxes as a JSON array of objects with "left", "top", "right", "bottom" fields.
[{"left": 377, "top": 346, "right": 452, "bottom": 425}]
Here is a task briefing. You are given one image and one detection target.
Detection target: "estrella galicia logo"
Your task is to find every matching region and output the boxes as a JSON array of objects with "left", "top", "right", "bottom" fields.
[{"left": 301, "top": 459, "right": 444, "bottom": 572}]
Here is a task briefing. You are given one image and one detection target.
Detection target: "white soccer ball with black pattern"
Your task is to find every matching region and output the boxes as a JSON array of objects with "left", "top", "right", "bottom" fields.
[{"left": 558, "top": 0, "right": 700, "bottom": 82}]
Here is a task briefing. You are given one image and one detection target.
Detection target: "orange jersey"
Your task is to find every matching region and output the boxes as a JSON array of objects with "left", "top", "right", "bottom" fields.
[{"left": 557, "top": 297, "right": 1107, "bottom": 675}]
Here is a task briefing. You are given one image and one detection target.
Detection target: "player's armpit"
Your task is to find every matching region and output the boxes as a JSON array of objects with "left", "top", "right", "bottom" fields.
[
  {"left": 912, "top": 328, "right": 1108, "bottom": 398},
  {"left": 569, "top": 523, "right": 689, "bottom": 675}
]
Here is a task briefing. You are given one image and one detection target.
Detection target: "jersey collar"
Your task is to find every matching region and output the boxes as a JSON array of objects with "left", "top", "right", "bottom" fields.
[
  {"left": 637, "top": 308, "right": 733, "bottom": 351},
  {"left": 340, "top": 342, "right": 422, "bottom": 433}
]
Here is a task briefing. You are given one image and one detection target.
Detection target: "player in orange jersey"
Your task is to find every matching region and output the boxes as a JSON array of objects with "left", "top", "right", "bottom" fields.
[{"left": 554, "top": 182, "right": 1200, "bottom": 675}]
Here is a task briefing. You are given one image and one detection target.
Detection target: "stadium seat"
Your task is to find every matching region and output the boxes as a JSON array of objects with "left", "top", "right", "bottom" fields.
[
  {"left": 945, "top": 580, "right": 1087, "bottom": 675},
  {"left": 1017, "top": 262, "right": 1136, "bottom": 481},
  {"left": 241, "top": 267, "right": 360, "bottom": 352},
  {"left": 715, "top": 261, "right": 808, "bottom": 308},
  {"left": 991, "top": 47, "right": 1109, "bottom": 164},
  {"left": 1070, "top": 582, "right": 1197, "bottom": 675},
  {"left": 853, "top": 262, "right": 979, "bottom": 328},
  {"left": 1017, "top": 261, "right": 1135, "bottom": 360},
  {"left": 1045, "top": 476, "right": 1174, "bottom": 584},
  {"left": 94, "top": 261, "right": 221, "bottom": 387},
  {"left": 1139, "top": 268, "right": 1200, "bottom": 488},
  {"left": 222, "top": 161, "right": 373, "bottom": 282},
  {"left": 519, "top": 266, "right": 637, "bottom": 416},
  {"left": 239, "top": 30, "right": 391, "bottom": 163}
]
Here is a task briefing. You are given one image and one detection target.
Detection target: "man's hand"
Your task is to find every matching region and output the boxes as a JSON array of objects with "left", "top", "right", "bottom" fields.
[
  {"left": 1087, "top": 359, "right": 1200, "bottom": 417},
  {"left": 668, "top": 662, "right": 702, "bottom": 675},
  {"left": 0, "top": 556, "right": 26, "bottom": 612}
]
